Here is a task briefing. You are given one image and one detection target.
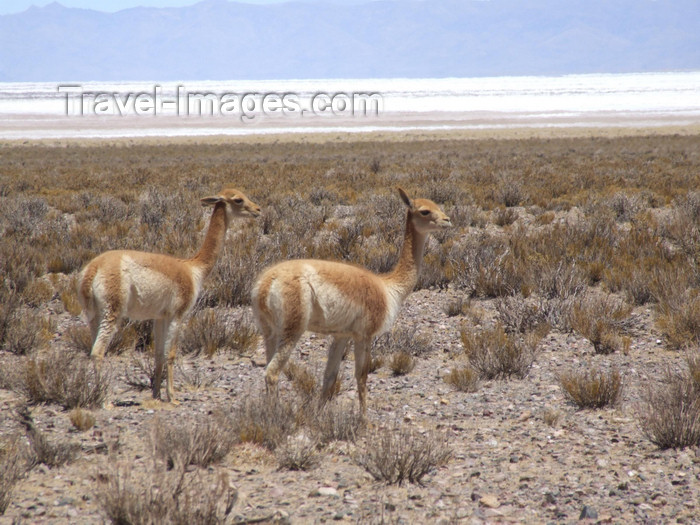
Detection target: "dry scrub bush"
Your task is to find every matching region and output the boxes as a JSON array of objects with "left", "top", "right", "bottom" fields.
[
  {"left": 0, "top": 281, "right": 51, "bottom": 355},
  {"left": 124, "top": 348, "right": 156, "bottom": 392},
  {"left": 604, "top": 223, "right": 683, "bottom": 306},
  {"left": 638, "top": 369, "right": 700, "bottom": 450},
  {"left": 1, "top": 306, "right": 50, "bottom": 356},
  {"left": 95, "top": 461, "right": 237, "bottom": 525},
  {"left": 568, "top": 294, "right": 632, "bottom": 355},
  {"left": 22, "top": 278, "right": 54, "bottom": 307},
  {"left": 201, "top": 229, "right": 277, "bottom": 307},
  {"left": 180, "top": 308, "right": 258, "bottom": 357},
  {"left": 355, "top": 425, "right": 452, "bottom": 486},
  {"left": 688, "top": 350, "right": 700, "bottom": 390},
  {"left": 374, "top": 326, "right": 434, "bottom": 358},
  {"left": 0, "top": 435, "right": 30, "bottom": 515},
  {"left": 444, "top": 366, "right": 479, "bottom": 392},
  {"left": 460, "top": 323, "right": 539, "bottom": 380},
  {"left": 17, "top": 406, "right": 80, "bottom": 468},
  {"left": 16, "top": 349, "right": 111, "bottom": 409},
  {"left": 275, "top": 433, "right": 320, "bottom": 471},
  {"left": 559, "top": 366, "right": 623, "bottom": 409},
  {"left": 310, "top": 400, "right": 365, "bottom": 444},
  {"left": 532, "top": 259, "right": 587, "bottom": 301},
  {"left": 230, "top": 394, "right": 299, "bottom": 450},
  {"left": 284, "top": 361, "right": 318, "bottom": 400},
  {"left": 442, "top": 296, "right": 470, "bottom": 317},
  {"left": 656, "top": 291, "right": 700, "bottom": 351},
  {"left": 67, "top": 320, "right": 148, "bottom": 356},
  {"left": 495, "top": 177, "right": 526, "bottom": 207},
  {"left": 388, "top": 351, "right": 416, "bottom": 376},
  {"left": 176, "top": 359, "right": 222, "bottom": 391},
  {"left": 151, "top": 412, "right": 237, "bottom": 469},
  {"left": 493, "top": 207, "right": 518, "bottom": 227},
  {"left": 605, "top": 191, "right": 647, "bottom": 222},
  {"left": 662, "top": 191, "right": 700, "bottom": 258},
  {"left": 496, "top": 295, "right": 553, "bottom": 335}
]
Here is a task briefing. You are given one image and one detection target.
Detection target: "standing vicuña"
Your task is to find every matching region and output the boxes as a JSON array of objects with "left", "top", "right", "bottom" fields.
[
  {"left": 77, "top": 187, "right": 261, "bottom": 402},
  {"left": 252, "top": 187, "right": 451, "bottom": 414}
]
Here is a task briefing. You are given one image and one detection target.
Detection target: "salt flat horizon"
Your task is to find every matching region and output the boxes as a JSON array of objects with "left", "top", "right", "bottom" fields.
[{"left": 1, "top": 72, "right": 699, "bottom": 141}]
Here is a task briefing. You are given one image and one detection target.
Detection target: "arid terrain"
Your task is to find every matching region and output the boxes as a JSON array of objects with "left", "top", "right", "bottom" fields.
[{"left": 1, "top": 129, "right": 699, "bottom": 524}]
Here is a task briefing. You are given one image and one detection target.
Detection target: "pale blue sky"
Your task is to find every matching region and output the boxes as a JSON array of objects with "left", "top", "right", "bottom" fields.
[{"left": 0, "top": 0, "right": 350, "bottom": 15}]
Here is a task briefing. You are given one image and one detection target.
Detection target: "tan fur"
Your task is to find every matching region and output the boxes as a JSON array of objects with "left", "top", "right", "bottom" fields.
[
  {"left": 251, "top": 187, "right": 451, "bottom": 415},
  {"left": 77, "top": 187, "right": 260, "bottom": 402}
]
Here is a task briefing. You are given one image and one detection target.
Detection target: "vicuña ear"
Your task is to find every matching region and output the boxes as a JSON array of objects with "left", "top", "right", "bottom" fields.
[
  {"left": 200, "top": 196, "right": 222, "bottom": 207},
  {"left": 397, "top": 187, "right": 413, "bottom": 209}
]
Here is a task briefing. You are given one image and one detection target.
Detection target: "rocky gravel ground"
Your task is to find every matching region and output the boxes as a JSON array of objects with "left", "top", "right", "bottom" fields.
[{"left": 1, "top": 284, "right": 699, "bottom": 525}]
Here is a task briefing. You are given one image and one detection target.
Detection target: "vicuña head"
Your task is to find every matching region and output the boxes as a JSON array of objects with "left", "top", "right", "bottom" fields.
[
  {"left": 77, "top": 187, "right": 261, "bottom": 402},
  {"left": 252, "top": 187, "right": 451, "bottom": 415}
]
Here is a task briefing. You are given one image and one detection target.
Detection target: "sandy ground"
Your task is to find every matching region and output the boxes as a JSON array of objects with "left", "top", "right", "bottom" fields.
[
  {"left": 0, "top": 125, "right": 699, "bottom": 524},
  {"left": 2, "top": 109, "right": 700, "bottom": 146}
]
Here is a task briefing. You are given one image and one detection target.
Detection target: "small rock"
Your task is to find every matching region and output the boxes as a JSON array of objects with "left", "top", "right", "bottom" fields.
[
  {"left": 312, "top": 487, "right": 339, "bottom": 497},
  {"left": 579, "top": 505, "right": 598, "bottom": 519},
  {"left": 479, "top": 494, "right": 500, "bottom": 508},
  {"left": 518, "top": 410, "right": 532, "bottom": 421}
]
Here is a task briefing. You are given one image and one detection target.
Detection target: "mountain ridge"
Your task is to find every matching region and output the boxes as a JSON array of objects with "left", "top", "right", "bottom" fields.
[{"left": 1, "top": 0, "right": 698, "bottom": 81}]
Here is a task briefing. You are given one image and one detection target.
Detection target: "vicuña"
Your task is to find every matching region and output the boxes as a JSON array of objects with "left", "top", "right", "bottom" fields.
[
  {"left": 78, "top": 187, "right": 261, "bottom": 402},
  {"left": 252, "top": 187, "right": 451, "bottom": 414}
]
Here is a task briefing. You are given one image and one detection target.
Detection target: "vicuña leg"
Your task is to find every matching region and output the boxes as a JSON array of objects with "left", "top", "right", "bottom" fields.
[
  {"left": 264, "top": 332, "right": 302, "bottom": 396},
  {"left": 164, "top": 318, "right": 180, "bottom": 403},
  {"left": 152, "top": 319, "right": 167, "bottom": 400},
  {"left": 90, "top": 311, "right": 118, "bottom": 360},
  {"left": 320, "top": 336, "right": 350, "bottom": 405},
  {"left": 353, "top": 337, "right": 372, "bottom": 415}
]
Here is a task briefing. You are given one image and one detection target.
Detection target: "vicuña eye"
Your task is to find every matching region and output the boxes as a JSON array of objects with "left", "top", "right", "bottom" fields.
[
  {"left": 420, "top": 210, "right": 431, "bottom": 216},
  {"left": 233, "top": 198, "right": 244, "bottom": 204}
]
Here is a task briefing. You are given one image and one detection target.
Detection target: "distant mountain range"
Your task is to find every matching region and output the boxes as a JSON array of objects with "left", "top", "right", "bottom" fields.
[{"left": 0, "top": 0, "right": 698, "bottom": 81}]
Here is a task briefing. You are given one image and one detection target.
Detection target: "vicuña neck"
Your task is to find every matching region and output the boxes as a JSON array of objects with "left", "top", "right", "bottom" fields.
[
  {"left": 190, "top": 203, "right": 228, "bottom": 275},
  {"left": 384, "top": 211, "right": 427, "bottom": 298}
]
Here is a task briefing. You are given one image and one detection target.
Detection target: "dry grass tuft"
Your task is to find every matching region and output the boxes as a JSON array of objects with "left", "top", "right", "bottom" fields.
[
  {"left": 275, "top": 433, "right": 320, "bottom": 471},
  {"left": 688, "top": 350, "right": 700, "bottom": 391},
  {"left": 95, "top": 461, "right": 237, "bottom": 525},
  {"left": 180, "top": 308, "right": 258, "bottom": 357},
  {"left": 460, "top": 323, "right": 539, "bottom": 380},
  {"left": 230, "top": 394, "right": 299, "bottom": 451},
  {"left": 151, "top": 411, "right": 237, "bottom": 469},
  {"left": 69, "top": 408, "right": 96, "bottom": 432},
  {"left": 17, "top": 349, "right": 111, "bottom": 409},
  {"left": 542, "top": 407, "right": 563, "bottom": 427},
  {"left": 355, "top": 425, "right": 452, "bottom": 486},
  {"left": 310, "top": 400, "right": 365, "bottom": 444},
  {"left": 444, "top": 366, "right": 480, "bottom": 392},
  {"left": 176, "top": 359, "right": 221, "bottom": 391},
  {"left": 493, "top": 207, "right": 518, "bottom": 226},
  {"left": 388, "top": 351, "right": 416, "bottom": 376},
  {"left": 17, "top": 406, "right": 80, "bottom": 468},
  {"left": 442, "top": 296, "right": 470, "bottom": 317},
  {"left": 284, "top": 361, "right": 318, "bottom": 400},
  {"left": 0, "top": 435, "right": 30, "bottom": 515},
  {"left": 656, "top": 292, "right": 700, "bottom": 351},
  {"left": 568, "top": 294, "right": 632, "bottom": 354},
  {"left": 638, "top": 369, "right": 700, "bottom": 450},
  {"left": 374, "top": 326, "right": 434, "bottom": 358},
  {"left": 124, "top": 348, "right": 156, "bottom": 392},
  {"left": 559, "top": 366, "right": 623, "bottom": 409}
]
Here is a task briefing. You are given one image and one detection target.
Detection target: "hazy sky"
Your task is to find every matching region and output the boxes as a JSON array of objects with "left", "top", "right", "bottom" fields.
[{"left": 0, "top": 0, "right": 328, "bottom": 15}]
